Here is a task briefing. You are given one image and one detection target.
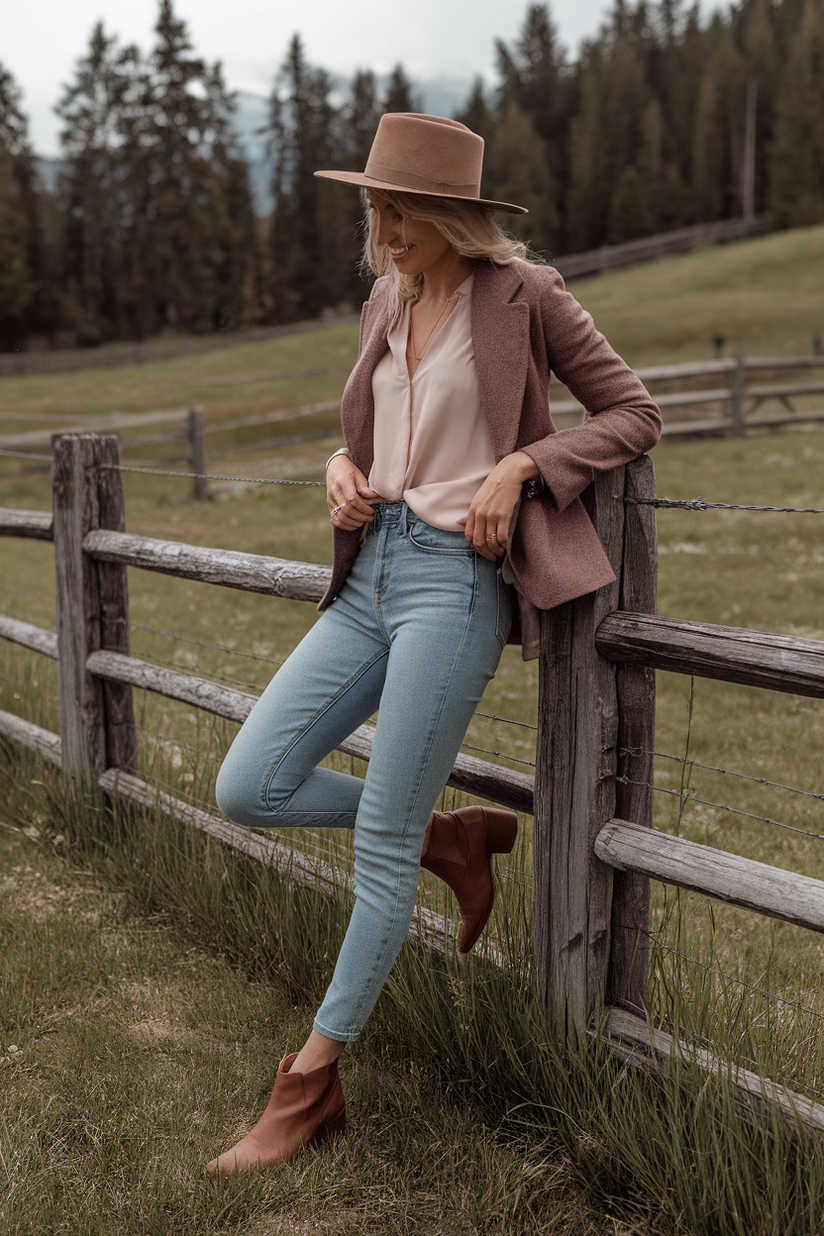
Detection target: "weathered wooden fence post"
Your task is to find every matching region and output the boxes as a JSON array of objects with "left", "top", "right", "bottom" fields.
[
  {"left": 188, "top": 406, "right": 208, "bottom": 501},
  {"left": 608, "top": 455, "right": 657, "bottom": 1008},
  {"left": 533, "top": 465, "right": 626, "bottom": 1037},
  {"left": 52, "top": 433, "right": 137, "bottom": 784},
  {"left": 729, "top": 357, "right": 746, "bottom": 436},
  {"left": 533, "top": 457, "right": 658, "bottom": 1033}
]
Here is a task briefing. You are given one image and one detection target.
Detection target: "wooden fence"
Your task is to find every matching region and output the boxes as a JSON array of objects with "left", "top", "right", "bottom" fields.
[
  {"left": 552, "top": 214, "right": 770, "bottom": 280},
  {"left": 552, "top": 355, "right": 824, "bottom": 438},
  {"left": 2, "top": 432, "right": 824, "bottom": 1129}
]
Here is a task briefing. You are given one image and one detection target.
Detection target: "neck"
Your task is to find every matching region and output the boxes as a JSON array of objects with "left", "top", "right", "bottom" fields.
[{"left": 418, "top": 252, "right": 473, "bottom": 304}]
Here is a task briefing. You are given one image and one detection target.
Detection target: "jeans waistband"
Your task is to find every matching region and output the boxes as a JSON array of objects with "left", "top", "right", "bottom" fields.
[{"left": 370, "top": 501, "right": 407, "bottom": 530}]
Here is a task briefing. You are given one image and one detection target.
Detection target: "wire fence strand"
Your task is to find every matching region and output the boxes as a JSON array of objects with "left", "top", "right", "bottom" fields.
[
  {"left": 623, "top": 746, "right": 824, "bottom": 803},
  {"left": 630, "top": 495, "right": 824, "bottom": 514},
  {"left": 618, "top": 775, "right": 824, "bottom": 841}
]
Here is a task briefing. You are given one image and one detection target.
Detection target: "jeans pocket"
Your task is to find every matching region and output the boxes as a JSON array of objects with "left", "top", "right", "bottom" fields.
[{"left": 407, "top": 518, "right": 475, "bottom": 556}]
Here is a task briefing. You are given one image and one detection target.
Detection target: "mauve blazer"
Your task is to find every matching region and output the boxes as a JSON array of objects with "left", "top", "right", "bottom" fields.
[{"left": 319, "top": 259, "right": 662, "bottom": 627}]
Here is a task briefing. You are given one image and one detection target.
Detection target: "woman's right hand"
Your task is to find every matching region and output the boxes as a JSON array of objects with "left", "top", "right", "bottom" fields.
[{"left": 327, "top": 455, "right": 383, "bottom": 530}]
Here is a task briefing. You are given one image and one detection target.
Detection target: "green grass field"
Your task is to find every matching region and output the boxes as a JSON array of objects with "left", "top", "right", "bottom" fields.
[{"left": 2, "top": 225, "right": 824, "bottom": 1232}]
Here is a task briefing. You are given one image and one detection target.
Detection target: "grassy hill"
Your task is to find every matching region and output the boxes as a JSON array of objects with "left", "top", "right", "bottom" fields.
[
  {"left": 1, "top": 223, "right": 823, "bottom": 428},
  {"left": 571, "top": 223, "right": 824, "bottom": 366}
]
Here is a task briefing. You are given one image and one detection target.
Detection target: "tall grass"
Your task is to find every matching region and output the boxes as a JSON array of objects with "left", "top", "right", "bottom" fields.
[{"left": 3, "top": 632, "right": 824, "bottom": 1232}]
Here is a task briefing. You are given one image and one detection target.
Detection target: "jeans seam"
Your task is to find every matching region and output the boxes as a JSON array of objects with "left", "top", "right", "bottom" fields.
[
  {"left": 350, "top": 558, "right": 481, "bottom": 1025},
  {"left": 262, "top": 647, "right": 389, "bottom": 812}
]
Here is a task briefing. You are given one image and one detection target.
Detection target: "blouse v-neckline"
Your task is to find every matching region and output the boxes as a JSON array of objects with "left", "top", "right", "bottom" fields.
[{"left": 402, "top": 273, "right": 474, "bottom": 381}]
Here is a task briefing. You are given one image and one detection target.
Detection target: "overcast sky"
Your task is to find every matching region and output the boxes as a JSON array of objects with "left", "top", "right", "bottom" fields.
[{"left": 6, "top": 0, "right": 729, "bottom": 157}]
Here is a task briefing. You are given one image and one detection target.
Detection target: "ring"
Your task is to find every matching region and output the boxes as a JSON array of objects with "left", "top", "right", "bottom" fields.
[
  {"left": 330, "top": 504, "right": 344, "bottom": 515},
  {"left": 486, "top": 533, "right": 498, "bottom": 541}
]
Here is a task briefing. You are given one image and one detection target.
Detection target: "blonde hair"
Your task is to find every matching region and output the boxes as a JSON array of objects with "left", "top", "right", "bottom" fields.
[{"left": 361, "top": 189, "right": 541, "bottom": 322}]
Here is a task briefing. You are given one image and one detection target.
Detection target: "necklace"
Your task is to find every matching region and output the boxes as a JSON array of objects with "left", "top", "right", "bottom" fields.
[{"left": 409, "top": 291, "right": 460, "bottom": 362}]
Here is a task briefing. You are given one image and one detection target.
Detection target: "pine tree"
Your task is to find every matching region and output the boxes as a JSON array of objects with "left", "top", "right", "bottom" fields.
[
  {"left": 769, "top": 0, "right": 824, "bottom": 226},
  {"left": 495, "top": 6, "right": 569, "bottom": 244},
  {"left": 56, "top": 22, "right": 141, "bottom": 342},
  {"left": 0, "top": 64, "right": 56, "bottom": 349},
  {"left": 266, "top": 35, "right": 338, "bottom": 321},
  {"left": 454, "top": 79, "right": 495, "bottom": 145},
  {"left": 121, "top": 0, "right": 258, "bottom": 336},
  {"left": 485, "top": 99, "right": 559, "bottom": 254},
  {"left": 382, "top": 65, "right": 418, "bottom": 113}
]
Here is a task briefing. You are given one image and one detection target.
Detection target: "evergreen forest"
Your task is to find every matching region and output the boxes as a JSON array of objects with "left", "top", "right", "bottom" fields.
[{"left": 1, "top": 0, "right": 823, "bottom": 351}]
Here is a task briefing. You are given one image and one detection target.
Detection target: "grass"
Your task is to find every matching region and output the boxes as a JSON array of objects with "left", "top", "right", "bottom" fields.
[
  {"left": 1, "top": 821, "right": 633, "bottom": 1236},
  {"left": 3, "top": 226, "right": 824, "bottom": 1229}
]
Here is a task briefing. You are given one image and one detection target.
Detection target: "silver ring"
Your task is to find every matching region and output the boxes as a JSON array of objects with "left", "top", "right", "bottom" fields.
[
  {"left": 330, "top": 504, "right": 345, "bottom": 515},
  {"left": 486, "top": 534, "right": 498, "bottom": 541}
]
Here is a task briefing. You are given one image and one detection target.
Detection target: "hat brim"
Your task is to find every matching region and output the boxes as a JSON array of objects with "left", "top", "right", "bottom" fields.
[{"left": 314, "top": 169, "right": 528, "bottom": 215}]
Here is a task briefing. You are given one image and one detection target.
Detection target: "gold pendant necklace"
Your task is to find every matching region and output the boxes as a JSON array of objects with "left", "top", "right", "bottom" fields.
[{"left": 409, "top": 294, "right": 453, "bottom": 362}]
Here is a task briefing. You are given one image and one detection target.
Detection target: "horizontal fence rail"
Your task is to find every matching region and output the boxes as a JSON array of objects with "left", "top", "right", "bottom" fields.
[
  {"left": 595, "top": 819, "right": 824, "bottom": 935},
  {"left": 3, "top": 436, "right": 824, "bottom": 1130},
  {"left": 596, "top": 612, "right": 824, "bottom": 698},
  {"left": 84, "top": 529, "right": 332, "bottom": 601}
]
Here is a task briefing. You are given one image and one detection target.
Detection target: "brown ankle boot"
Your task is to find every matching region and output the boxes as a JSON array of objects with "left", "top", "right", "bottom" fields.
[
  {"left": 205, "top": 1052, "right": 346, "bottom": 1175},
  {"left": 420, "top": 806, "right": 518, "bottom": 953}
]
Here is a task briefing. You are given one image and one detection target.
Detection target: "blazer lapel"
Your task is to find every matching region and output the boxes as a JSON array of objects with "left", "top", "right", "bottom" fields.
[
  {"left": 471, "top": 262, "right": 530, "bottom": 461},
  {"left": 340, "top": 295, "right": 391, "bottom": 473}
]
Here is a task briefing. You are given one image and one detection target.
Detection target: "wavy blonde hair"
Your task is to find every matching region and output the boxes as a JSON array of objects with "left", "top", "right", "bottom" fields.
[{"left": 361, "top": 188, "right": 541, "bottom": 322}]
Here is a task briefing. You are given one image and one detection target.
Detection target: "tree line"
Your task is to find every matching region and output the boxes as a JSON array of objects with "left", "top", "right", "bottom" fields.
[{"left": 1, "top": 0, "right": 823, "bottom": 352}]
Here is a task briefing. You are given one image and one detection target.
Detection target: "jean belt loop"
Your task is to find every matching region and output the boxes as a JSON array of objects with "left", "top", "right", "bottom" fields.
[{"left": 401, "top": 501, "right": 409, "bottom": 538}]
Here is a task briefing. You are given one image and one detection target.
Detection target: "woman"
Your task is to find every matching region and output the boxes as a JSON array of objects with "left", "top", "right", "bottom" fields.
[{"left": 207, "top": 113, "right": 662, "bottom": 1176}]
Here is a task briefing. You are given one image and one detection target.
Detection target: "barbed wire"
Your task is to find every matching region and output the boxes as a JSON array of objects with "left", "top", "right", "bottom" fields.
[
  {"left": 99, "top": 462, "right": 325, "bottom": 486},
  {"left": 0, "top": 583, "right": 55, "bottom": 603},
  {"left": 129, "top": 621, "right": 285, "bottom": 670},
  {"left": 129, "top": 644, "right": 263, "bottom": 694},
  {"left": 618, "top": 774, "right": 824, "bottom": 841},
  {"left": 629, "top": 495, "right": 824, "bottom": 514},
  {"left": 622, "top": 746, "right": 824, "bottom": 802},
  {"left": 474, "top": 709, "right": 538, "bottom": 731},
  {"left": 0, "top": 449, "right": 52, "bottom": 461},
  {"left": 460, "top": 740, "right": 535, "bottom": 768}
]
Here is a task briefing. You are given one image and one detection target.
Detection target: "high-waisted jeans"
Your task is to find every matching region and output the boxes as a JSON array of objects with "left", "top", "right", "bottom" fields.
[{"left": 215, "top": 501, "right": 512, "bottom": 1041}]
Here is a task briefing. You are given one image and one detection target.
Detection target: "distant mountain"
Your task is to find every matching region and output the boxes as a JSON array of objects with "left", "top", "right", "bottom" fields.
[{"left": 33, "top": 74, "right": 476, "bottom": 216}]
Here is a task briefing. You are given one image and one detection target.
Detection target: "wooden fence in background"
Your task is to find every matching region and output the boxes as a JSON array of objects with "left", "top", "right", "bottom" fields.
[
  {"left": 2, "top": 433, "right": 824, "bottom": 1129},
  {"left": 552, "top": 214, "right": 770, "bottom": 280},
  {"left": 4, "top": 356, "right": 822, "bottom": 500}
]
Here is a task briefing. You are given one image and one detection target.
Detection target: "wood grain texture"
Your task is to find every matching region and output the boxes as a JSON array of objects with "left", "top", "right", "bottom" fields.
[
  {"left": 83, "top": 529, "right": 332, "bottom": 602},
  {"left": 52, "top": 435, "right": 107, "bottom": 780},
  {"left": 533, "top": 466, "right": 624, "bottom": 1035},
  {"left": 95, "top": 438, "right": 137, "bottom": 773},
  {"left": 0, "top": 709, "right": 62, "bottom": 767},
  {"left": 595, "top": 612, "right": 824, "bottom": 698},
  {"left": 0, "top": 507, "right": 53, "bottom": 540},
  {"left": 610, "top": 456, "right": 657, "bottom": 1008},
  {"left": 0, "top": 615, "right": 58, "bottom": 659},
  {"left": 595, "top": 818, "right": 824, "bottom": 933},
  {"left": 606, "top": 1006, "right": 824, "bottom": 1132}
]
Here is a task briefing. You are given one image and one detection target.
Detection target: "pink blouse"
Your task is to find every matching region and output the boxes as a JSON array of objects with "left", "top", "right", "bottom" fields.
[{"left": 368, "top": 273, "right": 496, "bottom": 530}]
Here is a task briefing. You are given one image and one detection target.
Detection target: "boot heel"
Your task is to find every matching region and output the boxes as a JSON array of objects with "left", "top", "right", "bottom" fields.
[
  {"left": 309, "top": 1108, "right": 347, "bottom": 1148},
  {"left": 483, "top": 809, "right": 518, "bottom": 855}
]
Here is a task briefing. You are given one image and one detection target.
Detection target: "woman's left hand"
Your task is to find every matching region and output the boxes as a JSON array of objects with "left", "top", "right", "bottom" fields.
[{"left": 458, "top": 451, "right": 540, "bottom": 562}]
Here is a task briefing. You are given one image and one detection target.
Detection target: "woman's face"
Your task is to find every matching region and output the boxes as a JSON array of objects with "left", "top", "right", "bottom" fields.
[{"left": 367, "top": 191, "right": 456, "bottom": 281}]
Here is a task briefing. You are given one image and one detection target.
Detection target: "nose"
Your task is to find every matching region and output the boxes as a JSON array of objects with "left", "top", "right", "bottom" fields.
[{"left": 376, "top": 210, "right": 400, "bottom": 248}]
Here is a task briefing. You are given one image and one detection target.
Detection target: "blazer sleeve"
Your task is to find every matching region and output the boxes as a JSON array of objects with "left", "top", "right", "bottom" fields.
[{"left": 518, "top": 267, "right": 662, "bottom": 512}]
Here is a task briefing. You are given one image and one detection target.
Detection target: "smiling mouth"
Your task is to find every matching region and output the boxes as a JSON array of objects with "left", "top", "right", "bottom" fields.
[{"left": 389, "top": 245, "right": 412, "bottom": 255}]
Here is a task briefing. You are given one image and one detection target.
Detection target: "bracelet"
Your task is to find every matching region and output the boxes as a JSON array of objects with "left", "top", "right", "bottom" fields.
[{"left": 325, "top": 446, "right": 351, "bottom": 470}]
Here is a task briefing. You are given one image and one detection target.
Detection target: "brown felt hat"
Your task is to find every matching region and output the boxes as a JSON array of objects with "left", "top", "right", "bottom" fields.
[{"left": 314, "top": 112, "right": 527, "bottom": 215}]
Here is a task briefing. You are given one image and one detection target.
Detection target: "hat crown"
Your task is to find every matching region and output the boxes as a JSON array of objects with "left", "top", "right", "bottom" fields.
[{"left": 365, "top": 113, "right": 484, "bottom": 197}]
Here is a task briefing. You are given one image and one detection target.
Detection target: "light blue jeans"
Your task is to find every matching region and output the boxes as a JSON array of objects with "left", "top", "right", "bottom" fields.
[{"left": 215, "top": 502, "right": 512, "bottom": 1041}]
